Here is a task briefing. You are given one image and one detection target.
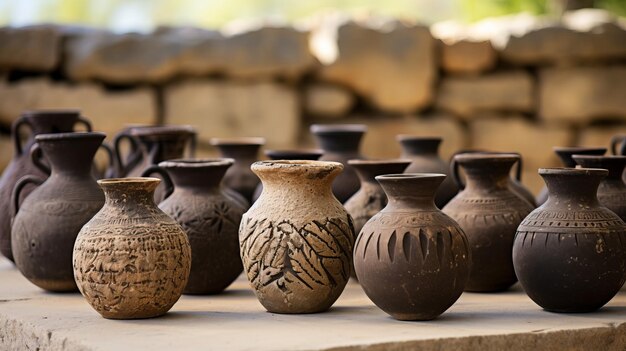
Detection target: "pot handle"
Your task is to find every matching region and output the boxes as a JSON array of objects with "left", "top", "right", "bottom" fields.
[
  {"left": 11, "top": 115, "right": 31, "bottom": 156},
  {"left": 98, "top": 142, "right": 116, "bottom": 178},
  {"left": 11, "top": 175, "right": 44, "bottom": 219},
  {"left": 188, "top": 131, "right": 197, "bottom": 158},
  {"left": 610, "top": 135, "right": 626, "bottom": 156},
  {"left": 510, "top": 152, "right": 523, "bottom": 182},
  {"left": 113, "top": 132, "right": 141, "bottom": 177},
  {"left": 75, "top": 116, "right": 93, "bottom": 132},
  {"left": 29, "top": 143, "right": 51, "bottom": 175},
  {"left": 451, "top": 156, "right": 465, "bottom": 190},
  {"left": 141, "top": 165, "right": 174, "bottom": 201}
]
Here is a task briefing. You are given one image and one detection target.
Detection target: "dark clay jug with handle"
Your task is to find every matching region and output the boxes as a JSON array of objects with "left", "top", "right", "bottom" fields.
[
  {"left": 211, "top": 137, "right": 264, "bottom": 205},
  {"left": 573, "top": 155, "right": 626, "bottom": 221}
]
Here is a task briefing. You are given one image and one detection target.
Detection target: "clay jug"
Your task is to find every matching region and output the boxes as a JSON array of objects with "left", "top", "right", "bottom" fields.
[
  {"left": 73, "top": 177, "right": 191, "bottom": 319},
  {"left": 239, "top": 160, "right": 355, "bottom": 313},
  {"left": 11, "top": 132, "right": 105, "bottom": 292},
  {"left": 513, "top": 168, "right": 626, "bottom": 312},
  {"left": 443, "top": 154, "right": 534, "bottom": 292},
  {"left": 311, "top": 124, "right": 366, "bottom": 203},
  {"left": 142, "top": 159, "right": 247, "bottom": 294},
  {"left": 353, "top": 174, "right": 471, "bottom": 321},
  {"left": 536, "top": 146, "right": 606, "bottom": 205},
  {"left": 397, "top": 136, "right": 458, "bottom": 207},
  {"left": 252, "top": 149, "right": 323, "bottom": 202},
  {"left": 0, "top": 110, "right": 92, "bottom": 262},
  {"left": 211, "top": 137, "right": 264, "bottom": 205},
  {"left": 573, "top": 155, "right": 626, "bottom": 221}
]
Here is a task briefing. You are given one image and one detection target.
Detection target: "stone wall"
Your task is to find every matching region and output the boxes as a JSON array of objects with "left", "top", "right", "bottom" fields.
[{"left": 0, "top": 10, "right": 625, "bottom": 193}]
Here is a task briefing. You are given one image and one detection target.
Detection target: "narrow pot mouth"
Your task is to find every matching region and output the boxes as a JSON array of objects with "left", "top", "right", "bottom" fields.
[
  {"left": 22, "top": 109, "right": 81, "bottom": 117},
  {"left": 130, "top": 125, "right": 196, "bottom": 137},
  {"left": 159, "top": 158, "right": 234, "bottom": 168},
  {"left": 454, "top": 153, "right": 520, "bottom": 163},
  {"left": 210, "top": 137, "right": 265, "bottom": 146},
  {"left": 310, "top": 124, "right": 367, "bottom": 133},
  {"left": 35, "top": 131, "right": 106, "bottom": 141},
  {"left": 252, "top": 160, "right": 343, "bottom": 173},
  {"left": 348, "top": 159, "right": 412, "bottom": 166},
  {"left": 98, "top": 177, "right": 161, "bottom": 185},
  {"left": 396, "top": 135, "right": 442, "bottom": 142},
  {"left": 538, "top": 167, "right": 608, "bottom": 177},
  {"left": 553, "top": 146, "right": 607, "bottom": 154},
  {"left": 376, "top": 173, "right": 446, "bottom": 181}
]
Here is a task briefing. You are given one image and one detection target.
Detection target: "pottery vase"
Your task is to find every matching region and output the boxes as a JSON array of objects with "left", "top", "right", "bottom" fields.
[
  {"left": 73, "top": 177, "right": 191, "bottom": 319},
  {"left": 513, "top": 168, "right": 626, "bottom": 312},
  {"left": 211, "top": 137, "right": 264, "bottom": 205},
  {"left": 11, "top": 132, "right": 104, "bottom": 292},
  {"left": 443, "top": 154, "right": 534, "bottom": 292},
  {"left": 239, "top": 160, "right": 355, "bottom": 313},
  {"left": 573, "top": 155, "right": 626, "bottom": 221},
  {"left": 354, "top": 174, "right": 471, "bottom": 320}
]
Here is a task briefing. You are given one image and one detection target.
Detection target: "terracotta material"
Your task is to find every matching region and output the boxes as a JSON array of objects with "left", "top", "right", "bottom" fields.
[
  {"left": 73, "top": 177, "right": 191, "bottom": 319},
  {"left": 239, "top": 160, "right": 355, "bottom": 314},
  {"left": 144, "top": 159, "right": 246, "bottom": 294},
  {"left": 397, "top": 136, "right": 458, "bottom": 207},
  {"left": 0, "top": 110, "right": 91, "bottom": 262},
  {"left": 211, "top": 137, "right": 264, "bottom": 205},
  {"left": 443, "top": 154, "right": 534, "bottom": 292},
  {"left": 11, "top": 132, "right": 104, "bottom": 292},
  {"left": 514, "top": 168, "right": 626, "bottom": 313},
  {"left": 354, "top": 174, "right": 471, "bottom": 320},
  {"left": 311, "top": 124, "right": 366, "bottom": 203},
  {"left": 573, "top": 155, "right": 626, "bottom": 221}
]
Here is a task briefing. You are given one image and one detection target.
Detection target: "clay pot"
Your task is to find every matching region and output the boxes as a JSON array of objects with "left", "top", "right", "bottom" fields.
[
  {"left": 11, "top": 132, "right": 105, "bottom": 292},
  {"left": 143, "top": 159, "right": 247, "bottom": 294},
  {"left": 0, "top": 110, "right": 92, "bottom": 262},
  {"left": 443, "top": 154, "right": 534, "bottom": 292},
  {"left": 211, "top": 137, "right": 264, "bottom": 205},
  {"left": 513, "top": 168, "right": 626, "bottom": 313},
  {"left": 252, "top": 149, "right": 323, "bottom": 202},
  {"left": 573, "top": 155, "right": 626, "bottom": 221},
  {"left": 353, "top": 174, "right": 471, "bottom": 320},
  {"left": 73, "top": 177, "right": 191, "bottom": 319},
  {"left": 311, "top": 124, "right": 366, "bottom": 203},
  {"left": 397, "top": 136, "right": 458, "bottom": 207},
  {"left": 536, "top": 146, "right": 606, "bottom": 205},
  {"left": 239, "top": 160, "right": 355, "bottom": 313}
]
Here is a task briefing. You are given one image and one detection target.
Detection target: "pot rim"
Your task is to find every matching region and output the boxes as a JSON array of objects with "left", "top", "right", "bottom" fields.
[
  {"left": 552, "top": 146, "right": 607, "bottom": 153},
  {"left": 251, "top": 160, "right": 343, "bottom": 172},
  {"left": 376, "top": 173, "right": 446, "bottom": 180},
  {"left": 348, "top": 158, "right": 412, "bottom": 165},
  {"left": 22, "top": 109, "right": 81, "bottom": 117},
  {"left": 159, "top": 158, "right": 234, "bottom": 168},
  {"left": 130, "top": 125, "right": 196, "bottom": 136},
  {"left": 210, "top": 137, "right": 266, "bottom": 146},
  {"left": 454, "top": 153, "right": 520, "bottom": 162},
  {"left": 310, "top": 124, "right": 367, "bottom": 133},
  {"left": 572, "top": 155, "right": 626, "bottom": 160},
  {"left": 395, "top": 135, "right": 442, "bottom": 142},
  {"left": 97, "top": 177, "right": 161, "bottom": 185},
  {"left": 264, "top": 148, "right": 324, "bottom": 156},
  {"left": 538, "top": 167, "right": 609, "bottom": 176},
  {"left": 35, "top": 131, "right": 106, "bottom": 141}
]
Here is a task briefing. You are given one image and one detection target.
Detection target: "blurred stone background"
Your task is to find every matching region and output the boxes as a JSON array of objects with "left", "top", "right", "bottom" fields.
[{"left": 0, "top": 1, "right": 625, "bottom": 194}]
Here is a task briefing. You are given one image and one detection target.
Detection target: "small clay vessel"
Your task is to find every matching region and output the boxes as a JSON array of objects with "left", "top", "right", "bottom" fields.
[
  {"left": 252, "top": 149, "right": 323, "bottom": 202},
  {"left": 143, "top": 159, "right": 247, "bottom": 294},
  {"left": 397, "top": 136, "right": 458, "bottom": 207},
  {"left": 73, "top": 177, "right": 191, "bottom": 319},
  {"left": 0, "top": 110, "right": 92, "bottom": 262},
  {"left": 443, "top": 154, "right": 534, "bottom": 292},
  {"left": 211, "top": 137, "right": 264, "bottom": 205},
  {"left": 573, "top": 155, "right": 626, "bottom": 221},
  {"left": 513, "top": 168, "right": 626, "bottom": 313},
  {"left": 353, "top": 174, "right": 471, "bottom": 320},
  {"left": 11, "top": 132, "right": 105, "bottom": 292},
  {"left": 239, "top": 160, "right": 355, "bottom": 313},
  {"left": 311, "top": 124, "right": 366, "bottom": 203},
  {"left": 536, "top": 146, "right": 606, "bottom": 205}
]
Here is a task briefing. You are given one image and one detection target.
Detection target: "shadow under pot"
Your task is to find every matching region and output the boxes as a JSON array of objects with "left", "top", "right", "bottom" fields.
[
  {"left": 11, "top": 132, "right": 105, "bottom": 292},
  {"left": 73, "top": 177, "right": 191, "bottom": 319},
  {"left": 354, "top": 174, "right": 471, "bottom": 321},
  {"left": 0, "top": 110, "right": 92, "bottom": 262},
  {"left": 142, "top": 159, "right": 247, "bottom": 294},
  {"left": 513, "top": 168, "right": 626, "bottom": 313},
  {"left": 573, "top": 155, "right": 626, "bottom": 221}
]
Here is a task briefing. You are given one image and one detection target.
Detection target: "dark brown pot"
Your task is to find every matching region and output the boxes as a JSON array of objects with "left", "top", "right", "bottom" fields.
[
  {"left": 252, "top": 149, "right": 323, "bottom": 202},
  {"left": 211, "top": 137, "right": 264, "bottom": 205},
  {"left": 353, "top": 174, "right": 471, "bottom": 320},
  {"left": 513, "top": 168, "right": 626, "bottom": 313},
  {"left": 443, "top": 154, "right": 534, "bottom": 292},
  {"left": 11, "top": 132, "right": 105, "bottom": 292},
  {"left": 311, "top": 124, "right": 366, "bottom": 203},
  {"left": 536, "top": 146, "right": 606, "bottom": 205},
  {"left": 0, "top": 110, "right": 92, "bottom": 262},
  {"left": 573, "top": 155, "right": 626, "bottom": 221},
  {"left": 143, "top": 159, "right": 247, "bottom": 294}
]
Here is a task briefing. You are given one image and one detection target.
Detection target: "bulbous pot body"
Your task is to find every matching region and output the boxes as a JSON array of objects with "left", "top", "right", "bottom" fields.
[
  {"left": 211, "top": 137, "right": 264, "bottom": 205},
  {"left": 513, "top": 168, "right": 626, "bottom": 313},
  {"left": 573, "top": 155, "right": 626, "bottom": 221},
  {"left": 73, "top": 178, "right": 191, "bottom": 319},
  {"left": 239, "top": 160, "right": 355, "bottom": 314},
  {"left": 354, "top": 174, "right": 471, "bottom": 321}
]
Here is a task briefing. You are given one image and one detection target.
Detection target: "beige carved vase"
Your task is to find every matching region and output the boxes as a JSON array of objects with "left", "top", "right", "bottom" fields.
[
  {"left": 73, "top": 177, "right": 191, "bottom": 319},
  {"left": 239, "top": 160, "right": 355, "bottom": 314}
]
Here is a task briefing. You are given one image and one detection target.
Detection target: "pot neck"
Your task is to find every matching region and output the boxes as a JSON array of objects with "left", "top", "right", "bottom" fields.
[
  {"left": 350, "top": 160, "right": 411, "bottom": 185},
  {"left": 457, "top": 156, "right": 517, "bottom": 192},
  {"left": 215, "top": 144, "right": 261, "bottom": 162},
  {"left": 252, "top": 161, "right": 341, "bottom": 199},
  {"left": 554, "top": 147, "right": 606, "bottom": 168},
  {"left": 161, "top": 161, "right": 231, "bottom": 191},
  {"left": 313, "top": 131, "right": 364, "bottom": 153},
  {"left": 573, "top": 156, "right": 626, "bottom": 180},
  {"left": 540, "top": 168, "right": 606, "bottom": 205},
  {"left": 37, "top": 133, "right": 104, "bottom": 178},
  {"left": 398, "top": 137, "right": 441, "bottom": 157},
  {"left": 137, "top": 134, "right": 191, "bottom": 164},
  {"left": 24, "top": 112, "right": 80, "bottom": 136},
  {"left": 377, "top": 174, "right": 445, "bottom": 211},
  {"left": 99, "top": 178, "right": 160, "bottom": 208}
]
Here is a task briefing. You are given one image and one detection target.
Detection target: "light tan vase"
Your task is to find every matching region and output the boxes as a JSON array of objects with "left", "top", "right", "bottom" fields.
[
  {"left": 239, "top": 160, "right": 355, "bottom": 314},
  {"left": 73, "top": 177, "right": 191, "bottom": 319}
]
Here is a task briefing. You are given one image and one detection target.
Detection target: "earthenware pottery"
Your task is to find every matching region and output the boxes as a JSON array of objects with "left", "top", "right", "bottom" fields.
[
  {"left": 252, "top": 149, "right": 323, "bottom": 202},
  {"left": 513, "top": 168, "right": 626, "bottom": 312},
  {"left": 573, "top": 155, "right": 626, "bottom": 221},
  {"left": 354, "top": 174, "right": 471, "bottom": 320},
  {"left": 311, "top": 124, "right": 366, "bottom": 203},
  {"left": 239, "top": 160, "right": 355, "bottom": 313},
  {"left": 73, "top": 177, "right": 191, "bottom": 319},
  {"left": 536, "top": 147, "right": 606, "bottom": 205},
  {"left": 211, "top": 137, "right": 264, "bottom": 205},
  {"left": 11, "top": 132, "right": 104, "bottom": 292},
  {"left": 443, "top": 154, "right": 534, "bottom": 292},
  {"left": 397, "top": 136, "right": 458, "bottom": 207},
  {"left": 610, "top": 135, "right": 626, "bottom": 182},
  {"left": 0, "top": 110, "right": 92, "bottom": 262},
  {"left": 142, "top": 159, "right": 246, "bottom": 294}
]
